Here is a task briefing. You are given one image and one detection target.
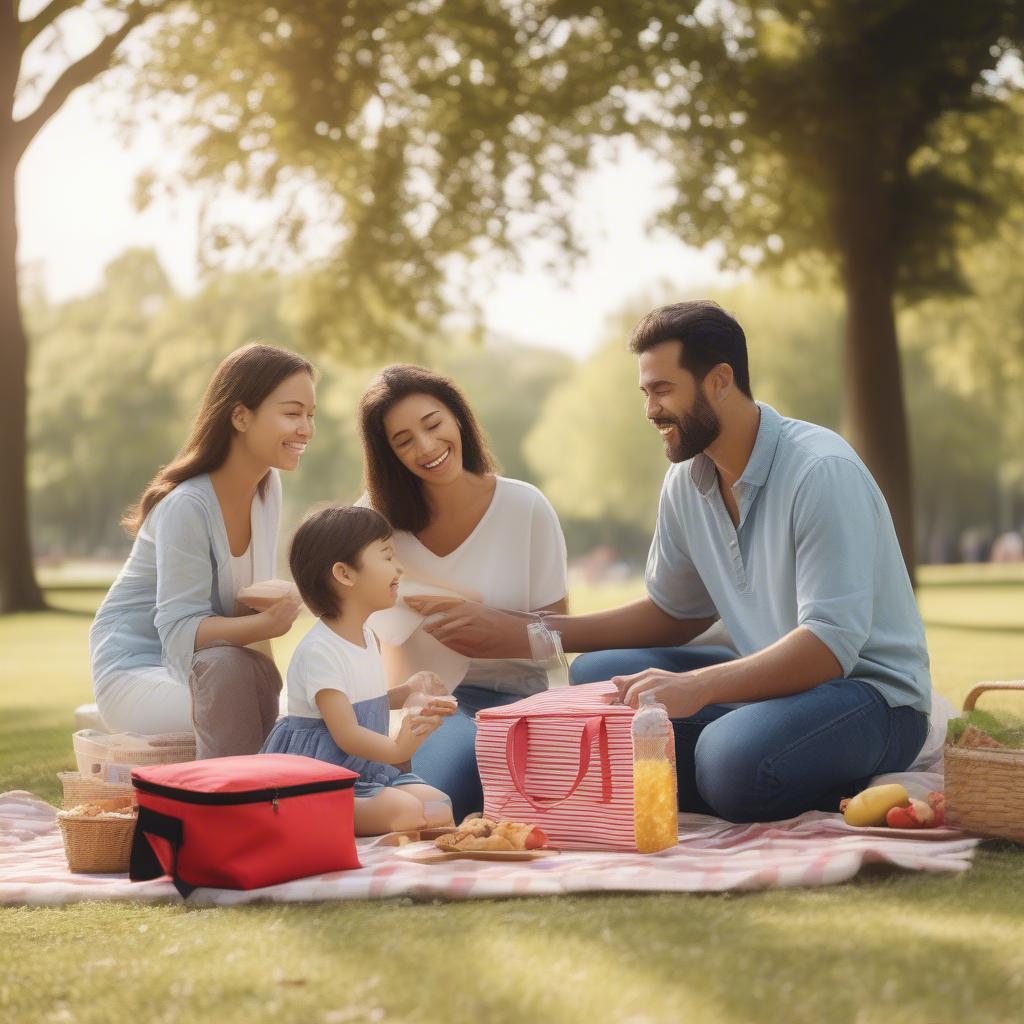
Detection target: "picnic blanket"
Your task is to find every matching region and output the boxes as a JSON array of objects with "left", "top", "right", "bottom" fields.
[{"left": 0, "top": 791, "right": 979, "bottom": 905}]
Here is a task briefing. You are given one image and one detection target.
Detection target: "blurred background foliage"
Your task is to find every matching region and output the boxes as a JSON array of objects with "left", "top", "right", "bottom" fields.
[
  {"left": 24, "top": 230, "right": 1024, "bottom": 567},
  {"left": 8, "top": 0, "right": 1024, "bottom": 596}
]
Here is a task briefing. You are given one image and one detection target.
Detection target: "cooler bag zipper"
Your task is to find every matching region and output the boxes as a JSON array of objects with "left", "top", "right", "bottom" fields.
[{"left": 133, "top": 776, "right": 355, "bottom": 812}]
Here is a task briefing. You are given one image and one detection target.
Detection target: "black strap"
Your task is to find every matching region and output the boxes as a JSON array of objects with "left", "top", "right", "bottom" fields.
[{"left": 129, "top": 806, "right": 194, "bottom": 898}]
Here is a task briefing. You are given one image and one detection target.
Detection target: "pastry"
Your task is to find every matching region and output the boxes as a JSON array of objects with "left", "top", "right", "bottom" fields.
[{"left": 434, "top": 817, "right": 547, "bottom": 852}]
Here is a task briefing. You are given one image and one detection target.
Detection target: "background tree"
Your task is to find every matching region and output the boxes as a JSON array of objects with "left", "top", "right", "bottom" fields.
[
  {"left": 525, "top": 279, "right": 1011, "bottom": 564},
  {"left": 24, "top": 249, "right": 571, "bottom": 561},
  {"left": 4, "top": 0, "right": 600, "bottom": 611},
  {"left": 902, "top": 209, "right": 1024, "bottom": 539},
  {"left": 518, "top": 0, "right": 1024, "bottom": 577},
  {"left": 8, "top": 1, "right": 1024, "bottom": 611},
  {"left": 2, "top": 0, "right": 176, "bottom": 611},
  {"left": 26, "top": 250, "right": 179, "bottom": 556}
]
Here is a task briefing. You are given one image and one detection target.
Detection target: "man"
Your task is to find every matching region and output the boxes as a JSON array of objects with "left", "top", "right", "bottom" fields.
[{"left": 408, "top": 300, "right": 931, "bottom": 822}]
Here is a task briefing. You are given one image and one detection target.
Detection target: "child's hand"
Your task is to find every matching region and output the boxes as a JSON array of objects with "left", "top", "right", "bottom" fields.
[
  {"left": 406, "top": 712, "right": 446, "bottom": 737},
  {"left": 405, "top": 671, "right": 447, "bottom": 697},
  {"left": 394, "top": 711, "right": 443, "bottom": 758},
  {"left": 417, "top": 696, "right": 457, "bottom": 719}
]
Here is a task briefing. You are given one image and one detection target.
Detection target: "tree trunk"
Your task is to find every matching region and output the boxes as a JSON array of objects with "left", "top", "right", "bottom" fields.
[
  {"left": 834, "top": 183, "right": 917, "bottom": 583},
  {"left": 0, "top": 138, "right": 45, "bottom": 613}
]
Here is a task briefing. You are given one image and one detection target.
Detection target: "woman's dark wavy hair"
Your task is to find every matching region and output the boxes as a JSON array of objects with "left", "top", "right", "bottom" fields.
[
  {"left": 358, "top": 364, "right": 497, "bottom": 533},
  {"left": 122, "top": 343, "right": 315, "bottom": 535}
]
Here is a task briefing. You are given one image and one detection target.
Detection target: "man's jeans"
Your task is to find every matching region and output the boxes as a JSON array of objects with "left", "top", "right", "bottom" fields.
[{"left": 570, "top": 645, "right": 928, "bottom": 822}]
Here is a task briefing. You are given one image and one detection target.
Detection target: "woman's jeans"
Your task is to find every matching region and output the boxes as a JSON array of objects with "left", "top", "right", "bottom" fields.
[
  {"left": 569, "top": 645, "right": 928, "bottom": 822},
  {"left": 412, "top": 684, "right": 522, "bottom": 822}
]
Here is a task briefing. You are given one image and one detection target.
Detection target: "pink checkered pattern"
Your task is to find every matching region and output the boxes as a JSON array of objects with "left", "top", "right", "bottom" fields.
[{"left": 0, "top": 791, "right": 978, "bottom": 905}]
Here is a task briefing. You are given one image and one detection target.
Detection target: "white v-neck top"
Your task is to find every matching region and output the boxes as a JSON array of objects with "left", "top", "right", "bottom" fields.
[
  {"left": 230, "top": 543, "right": 254, "bottom": 599},
  {"left": 377, "top": 476, "right": 568, "bottom": 695}
]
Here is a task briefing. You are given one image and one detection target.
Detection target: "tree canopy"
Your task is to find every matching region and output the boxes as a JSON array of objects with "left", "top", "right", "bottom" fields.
[{"left": 6, "top": 0, "right": 1024, "bottom": 610}]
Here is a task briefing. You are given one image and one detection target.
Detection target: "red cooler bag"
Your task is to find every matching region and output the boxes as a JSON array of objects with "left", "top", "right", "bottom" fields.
[
  {"left": 129, "top": 754, "right": 360, "bottom": 896},
  {"left": 476, "top": 682, "right": 639, "bottom": 851}
]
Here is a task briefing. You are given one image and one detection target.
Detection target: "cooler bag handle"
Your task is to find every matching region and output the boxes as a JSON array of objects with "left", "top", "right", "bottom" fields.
[
  {"left": 129, "top": 806, "right": 193, "bottom": 898},
  {"left": 506, "top": 715, "right": 612, "bottom": 811}
]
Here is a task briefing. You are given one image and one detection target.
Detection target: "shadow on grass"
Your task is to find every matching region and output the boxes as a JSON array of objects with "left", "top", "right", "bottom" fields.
[
  {"left": 248, "top": 868, "right": 1024, "bottom": 1024},
  {"left": 7, "top": 863, "right": 1022, "bottom": 1024}
]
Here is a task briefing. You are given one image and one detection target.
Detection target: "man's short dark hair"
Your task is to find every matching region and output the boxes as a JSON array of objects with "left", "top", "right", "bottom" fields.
[
  {"left": 629, "top": 300, "right": 752, "bottom": 399},
  {"left": 288, "top": 505, "right": 392, "bottom": 618}
]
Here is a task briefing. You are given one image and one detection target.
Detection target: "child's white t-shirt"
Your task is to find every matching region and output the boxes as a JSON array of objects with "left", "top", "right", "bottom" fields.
[
  {"left": 286, "top": 620, "right": 386, "bottom": 718},
  {"left": 370, "top": 476, "right": 568, "bottom": 695}
]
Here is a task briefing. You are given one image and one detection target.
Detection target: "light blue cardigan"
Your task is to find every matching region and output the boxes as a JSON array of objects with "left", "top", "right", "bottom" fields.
[{"left": 90, "top": 471, "right": 281, "bottom": 689}]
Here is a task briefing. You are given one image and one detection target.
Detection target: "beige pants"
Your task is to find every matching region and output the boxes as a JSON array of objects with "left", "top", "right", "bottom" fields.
[
  {"left": 188, "top": 646, "right": 283, "bottom": 759},
  {"left": 94, "top": 646, "right": 282, "bottom": 758}
]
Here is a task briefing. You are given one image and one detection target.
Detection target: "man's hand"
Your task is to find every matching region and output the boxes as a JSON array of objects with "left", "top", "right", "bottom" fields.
[
  {"left": 613, "top": 667, "right": 717, "bottom": 719},
  {"left": 405, "top": 596, "right": 532, "bottom": 658}
]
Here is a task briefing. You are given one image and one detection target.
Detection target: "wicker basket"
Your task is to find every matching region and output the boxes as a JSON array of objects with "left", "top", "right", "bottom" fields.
[
  {"left": 945, "top": 681, "right": 1024, "bottom": 843},
  {"left": 58, "top": 799, "right": 138, "bottom": 873},
  {"left": 58, "top": 771, "right": 134, "bottom": 809},
  {"left": 72, "top": 729, "right": 196, "bottom": 785}
]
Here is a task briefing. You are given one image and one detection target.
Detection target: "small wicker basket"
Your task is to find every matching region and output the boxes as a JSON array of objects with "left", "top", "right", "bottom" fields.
[
  {"left": 944, "top": 681, "right": 1024, "bottom": 843},
  {"left": 58, "top": 798, "right": 138, "bottom": 873},
  {"left": 58, "top": 771, "right": 134, "bottom": 809}
]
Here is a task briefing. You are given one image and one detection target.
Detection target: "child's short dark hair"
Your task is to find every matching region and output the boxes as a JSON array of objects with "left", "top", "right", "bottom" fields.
[{"left": 288, "top": 505, "right": 393, "bottom": 618}]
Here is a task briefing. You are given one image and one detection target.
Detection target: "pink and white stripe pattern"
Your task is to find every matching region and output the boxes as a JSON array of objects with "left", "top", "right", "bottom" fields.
[{"left": 477, "top": 682, "right": 639, "bottom": 851}]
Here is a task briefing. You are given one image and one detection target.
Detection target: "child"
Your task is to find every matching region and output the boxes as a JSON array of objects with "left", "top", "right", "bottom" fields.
[{"left": 262, "top": 505, "right": 457, "bottom": 835}]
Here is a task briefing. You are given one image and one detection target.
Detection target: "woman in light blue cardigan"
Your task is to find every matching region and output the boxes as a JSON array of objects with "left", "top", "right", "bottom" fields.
[{"left": 90, "top": 344, "right": 316, "bottom": 757}]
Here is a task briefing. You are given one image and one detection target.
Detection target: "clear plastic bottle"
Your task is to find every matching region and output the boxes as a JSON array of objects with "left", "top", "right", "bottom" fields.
[
  {"left": 527, "top": 620, "right": 570, "bottom": 688},
  {"left": 631, "top": 691, "right": 679, "bottom": 853}
]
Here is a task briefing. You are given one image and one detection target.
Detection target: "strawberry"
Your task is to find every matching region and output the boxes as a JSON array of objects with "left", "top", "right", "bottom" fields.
[
  {"left": 886, "top": 798, "right": 936, "bottom": 829},
  {"left": 524, "top": 827, "right": 548, "bottom": 849}
]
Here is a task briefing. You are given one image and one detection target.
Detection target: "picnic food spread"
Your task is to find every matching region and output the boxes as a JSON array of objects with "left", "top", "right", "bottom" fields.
[
  {"left": 946, "top": 708, "right": 1024, "bottom": 751},
  {"left": 886, "top": 792, "right": 945, "bottom": 829},
  {"left": 57, "top": 799, "right": 138, "bottom": 873},
  {"left": 58, "top": 801, "right": 136, "bottom": 820},
  {"left": 840, "top": 784, "right": 946, "bottom": 829},
  {"left": 434, "top": 817, "right": 548, "bottom": 852},
  {"left": 841, "top": 784, "right": 911, "bottom": 827}
]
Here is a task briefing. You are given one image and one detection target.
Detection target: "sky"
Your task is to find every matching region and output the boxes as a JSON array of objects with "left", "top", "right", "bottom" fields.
[{"left": 16, "top": 24, "right": 728, "bottom": 359}]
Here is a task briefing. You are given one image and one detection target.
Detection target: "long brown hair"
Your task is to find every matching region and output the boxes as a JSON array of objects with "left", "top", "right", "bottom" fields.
[
  {"left": 358, "top": 364, "right": 497, "bottom": 533},
  {"left": 122, "top": 343, "right": 315, "bottom": 535}
]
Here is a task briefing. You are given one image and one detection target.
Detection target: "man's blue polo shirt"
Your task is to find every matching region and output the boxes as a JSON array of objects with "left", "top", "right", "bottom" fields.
[{"left": 645, "top": 403, "right": 932, "bottom": 713}]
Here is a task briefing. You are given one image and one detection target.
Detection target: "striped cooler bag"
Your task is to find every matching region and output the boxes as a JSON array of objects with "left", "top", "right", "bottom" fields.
[{"left": 476, "top": 681, "right": 639, "bottom": 851}]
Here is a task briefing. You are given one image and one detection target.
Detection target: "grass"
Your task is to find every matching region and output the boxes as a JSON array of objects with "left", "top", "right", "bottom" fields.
[{"left": 2, "top": 572, "right": 1024, "bottom": 1023}]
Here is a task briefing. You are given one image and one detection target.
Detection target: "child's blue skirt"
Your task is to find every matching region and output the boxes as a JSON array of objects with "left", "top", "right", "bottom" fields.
[{"left": 261, "top": 715, "right": 426, "bottom": 799}]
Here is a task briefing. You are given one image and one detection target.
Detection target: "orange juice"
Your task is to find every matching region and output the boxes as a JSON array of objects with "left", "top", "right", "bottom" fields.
[
  {"left": 631, "top": 692, "right": 678, "bottom": 854},
  {"left": 633, "top": 757, "right": 678, "bottom": 853}
]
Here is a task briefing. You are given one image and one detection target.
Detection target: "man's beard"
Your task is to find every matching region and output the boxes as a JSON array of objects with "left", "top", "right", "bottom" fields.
[{"left": 652, "top": 390, "right": 721, "bottom": 463}]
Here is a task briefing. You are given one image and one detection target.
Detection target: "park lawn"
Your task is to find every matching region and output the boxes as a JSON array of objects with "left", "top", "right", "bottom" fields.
[{"left": 1, "top": 576, "right": 1024, "bottom": 1024}]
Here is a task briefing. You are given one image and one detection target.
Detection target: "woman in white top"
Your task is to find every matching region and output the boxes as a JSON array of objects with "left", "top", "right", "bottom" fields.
[
  {"left": 357, "top": 364, "right": 568, "bottom": 819},
  {"left": 89, "top": 344, "right": 313, "bottom": 756}
]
